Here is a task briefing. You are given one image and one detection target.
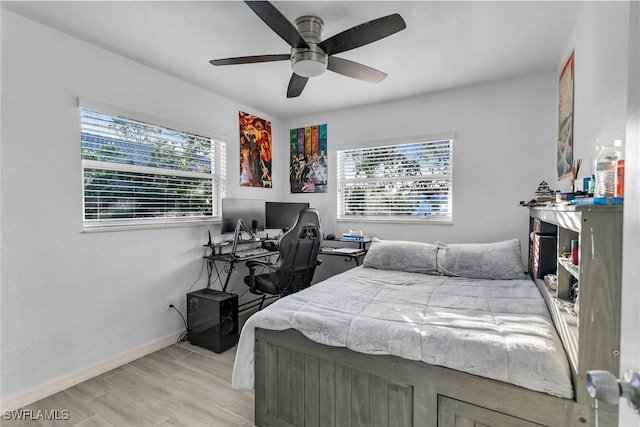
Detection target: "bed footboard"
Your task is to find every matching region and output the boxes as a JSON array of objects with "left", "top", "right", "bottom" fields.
[{"left": 254, "top": 328, "right": 616, "bottom": 427}]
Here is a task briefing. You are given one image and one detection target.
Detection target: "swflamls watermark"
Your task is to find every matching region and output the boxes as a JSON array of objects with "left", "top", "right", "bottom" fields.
[{"left": 2, "top": 409, "right": 70, "bottom": 421}]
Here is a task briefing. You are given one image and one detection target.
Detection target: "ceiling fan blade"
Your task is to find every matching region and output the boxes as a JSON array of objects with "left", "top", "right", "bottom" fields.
[
  {"left": 244, "top": 1, "right": 309, "bottom": 49},
  {"left": 327, "top": 56, "right": 387, "bottom": 83},
  {"left": 287, "top": 73, "right": 309, "bottom": 98},
  {"left": 210, "top": 54, "right": 290, "bottom": 66},
  {"left": 318, "top": 13, "right": 406, "bottom": 56}
]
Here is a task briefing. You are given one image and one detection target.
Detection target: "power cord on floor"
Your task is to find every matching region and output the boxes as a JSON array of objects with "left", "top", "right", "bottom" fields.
[{"left": 169, "top": 304, "right": 189, "bottom": 343}]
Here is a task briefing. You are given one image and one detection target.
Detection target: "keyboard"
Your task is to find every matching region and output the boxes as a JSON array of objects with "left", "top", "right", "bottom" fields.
[{"left": 233, "top": 247, "right": 271, "bottom": 259}]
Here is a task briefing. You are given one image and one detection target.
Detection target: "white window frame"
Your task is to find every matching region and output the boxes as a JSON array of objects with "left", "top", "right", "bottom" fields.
[
  {"left": 79, "top": 98, "right": 226, "bottom": 231},
  {"left": 337, "top": 134, "right": 453, "bottom": 224}
]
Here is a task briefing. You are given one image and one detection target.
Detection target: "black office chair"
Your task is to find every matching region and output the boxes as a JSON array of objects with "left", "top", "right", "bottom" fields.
[{"left": 244, "top": 208, "right": 323, "bottom": 309}]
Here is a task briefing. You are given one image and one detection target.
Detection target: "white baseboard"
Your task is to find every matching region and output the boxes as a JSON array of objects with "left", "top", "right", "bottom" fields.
[{"left": 0, "top": 330, "right": 184, "bottom": 411}]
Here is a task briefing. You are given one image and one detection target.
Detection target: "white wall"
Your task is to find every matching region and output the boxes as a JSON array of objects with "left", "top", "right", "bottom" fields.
[
  {"left": 0, "top": 10, "right": 284, "bottom": 403},
  {"left": 560, "top": 1, "right": 630, "bottom": 186},
  {"left": 561, "top": 2, "right": 639, "bottom": 424},
  {"left": 285, "top": 72, "right": 559, "bottom": 283}
]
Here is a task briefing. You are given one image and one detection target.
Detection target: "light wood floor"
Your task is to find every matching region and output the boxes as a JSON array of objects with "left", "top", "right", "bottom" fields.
[{"left": 3, "top": 342, "right": 255, "bottom": 427}]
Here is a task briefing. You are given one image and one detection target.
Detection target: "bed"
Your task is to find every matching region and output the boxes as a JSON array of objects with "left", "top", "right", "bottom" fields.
[{"left": 232, "top": 239, "right": 615, "bottom": 427}]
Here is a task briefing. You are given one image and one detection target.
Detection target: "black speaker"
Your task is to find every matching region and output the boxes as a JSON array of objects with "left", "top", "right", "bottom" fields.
[{"left": 187, "top": 289, "right": 239, "bottom": 353}]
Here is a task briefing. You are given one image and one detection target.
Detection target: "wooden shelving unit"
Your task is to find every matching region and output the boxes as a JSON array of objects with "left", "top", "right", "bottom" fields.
[{"left": 529, "top": 205, "right": 622, "bottom": 408}]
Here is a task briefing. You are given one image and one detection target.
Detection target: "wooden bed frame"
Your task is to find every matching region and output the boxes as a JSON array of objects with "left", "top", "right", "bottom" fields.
[
  {"left": 252, "top": 206, "right": 622, "bottom": 426},
  {"left": 254, "top": 328, "right": 616, "bottom": 427}
]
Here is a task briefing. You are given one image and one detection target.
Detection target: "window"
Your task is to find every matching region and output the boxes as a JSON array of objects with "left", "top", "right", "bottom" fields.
[
  {"left": 337, "top": 137, "right": 452, "bottom": 223},
  {"left": 81, "top": 108, "right": 226, "bottom": 229}
]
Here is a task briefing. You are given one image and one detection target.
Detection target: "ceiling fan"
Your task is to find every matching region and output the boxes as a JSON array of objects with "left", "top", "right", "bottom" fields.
[{"left": 209, "top": 1, "right": 406, "bottom": 98}]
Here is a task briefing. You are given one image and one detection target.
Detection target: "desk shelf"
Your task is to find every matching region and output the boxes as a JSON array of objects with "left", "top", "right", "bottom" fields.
[
  {"left": 319, "top": 236, "right": 371, "bottom": 265},
  {"left": 203, "top": 239, "right": 275, "bottom": 292}
]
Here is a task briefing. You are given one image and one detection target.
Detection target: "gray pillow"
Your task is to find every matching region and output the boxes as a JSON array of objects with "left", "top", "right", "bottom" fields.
[
  {"left": 436, "top": 239, "right": 525, "bottom": 279},
  {"left": 363, "top": 239, "right": 438, "bottom": 274}
]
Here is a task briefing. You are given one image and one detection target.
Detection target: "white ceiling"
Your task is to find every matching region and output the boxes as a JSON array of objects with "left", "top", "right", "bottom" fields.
[{"left": 2, "top": 1, "right": 583, "bottom": 120}]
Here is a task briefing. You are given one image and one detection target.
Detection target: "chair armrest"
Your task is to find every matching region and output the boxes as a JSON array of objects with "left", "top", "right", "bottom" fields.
[{"left": 245, "top": 259, "right": 278, "bottom": 272}]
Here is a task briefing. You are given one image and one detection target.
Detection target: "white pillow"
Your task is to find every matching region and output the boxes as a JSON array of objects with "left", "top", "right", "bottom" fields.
[
  {"left": 363, "top": 239, "right": 438, "bottom": 274},
  {"left": 437, "top": 239, "right": 525, "bottom": 280}
]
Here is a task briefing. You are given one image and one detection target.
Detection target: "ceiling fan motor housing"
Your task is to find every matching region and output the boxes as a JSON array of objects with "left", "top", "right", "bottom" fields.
[{"left": 291, "top": 15, "right": 327, "bottom": 77}]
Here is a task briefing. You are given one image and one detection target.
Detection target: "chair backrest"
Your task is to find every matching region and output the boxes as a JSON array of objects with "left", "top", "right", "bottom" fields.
[{"left": 269, "top": 208, "right": 323, "bottom": 293}]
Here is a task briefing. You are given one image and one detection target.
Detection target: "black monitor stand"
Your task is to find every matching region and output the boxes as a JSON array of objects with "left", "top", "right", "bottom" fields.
[{"left": 231, "top": 219, "right": 256, "bottom": 256}]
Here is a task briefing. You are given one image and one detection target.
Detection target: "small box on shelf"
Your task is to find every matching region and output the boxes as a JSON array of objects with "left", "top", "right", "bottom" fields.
[
  {"left": 340, "top": 235, "right": 366, "bottom": 242},
  {"left": 529, "top": 233, "right": 556, "bottom": 279}
]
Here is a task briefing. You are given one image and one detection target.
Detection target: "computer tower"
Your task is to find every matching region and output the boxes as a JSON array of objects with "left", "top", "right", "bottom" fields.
[{"left": 187, "top": 289, "right": 239, "bottom": 353}]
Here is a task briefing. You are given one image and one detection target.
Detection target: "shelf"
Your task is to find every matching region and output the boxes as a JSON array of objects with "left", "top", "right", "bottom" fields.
[
  {"left": 552, "top": 297, "right": 579, "bottom": 374},
  {"left": 320, "top": 247, "right": 364, "bottom": 255},
  {"left": 529, "top": 206, "right": 622, "bottom": 406},
  {"left": 534, "top": 279, "right": 578, "bottom": 374},
  {"left": 320, "top": 237, "right": 370, "bottom": 265},
  {"left": 558, "top": 257, "right": 580, "bottom": 280}
]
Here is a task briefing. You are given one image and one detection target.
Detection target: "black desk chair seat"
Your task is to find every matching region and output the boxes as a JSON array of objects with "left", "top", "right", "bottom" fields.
[{"left": 244, "top": 208, "right": 322, "bottom": 308}]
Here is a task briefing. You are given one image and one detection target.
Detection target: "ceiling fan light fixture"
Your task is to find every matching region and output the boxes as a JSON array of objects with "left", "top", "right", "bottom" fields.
[
  {"left": 291, "top": 49, "right": 328, "bottom": 77},
  {"left": 291, "top": 16, "right": 327, "bottom": 78}
]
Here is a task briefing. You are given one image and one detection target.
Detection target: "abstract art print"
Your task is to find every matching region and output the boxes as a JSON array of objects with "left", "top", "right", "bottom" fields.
[
  {"left": 239, "top": 111, "right": 272, "bottom": 188},
  {"left": 557, "top": 50, "right": 574, "bottom": 180},
  {"left": 290, "top": 124, "right": 327, "bottom": 193}
]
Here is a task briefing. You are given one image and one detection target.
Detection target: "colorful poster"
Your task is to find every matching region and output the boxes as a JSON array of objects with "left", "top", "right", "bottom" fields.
[
  {"left": 239, "top": 111, "right": 272, "bottom": 188},
  {"left": 557, "top": 50, "right": 574, "bottom": 180},
  {"left": 290, "top": 123, "right": 327, "bottom": 193}
]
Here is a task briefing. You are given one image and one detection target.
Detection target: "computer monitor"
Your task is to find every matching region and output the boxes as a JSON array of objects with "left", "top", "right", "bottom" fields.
[
  {"left": 221, "top": 198, "right": 266, "bottom": 235},
  {"left": 265, "top": 201, "right": 310, "bottom": 232}
]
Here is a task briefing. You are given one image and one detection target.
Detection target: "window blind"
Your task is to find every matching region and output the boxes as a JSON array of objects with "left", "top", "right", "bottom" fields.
[
  {"left": 337, "top": 138, "right": 452, "bottom": 222},
  {"left": 81, "top": 109, "right": 226, "bottom": 228}
]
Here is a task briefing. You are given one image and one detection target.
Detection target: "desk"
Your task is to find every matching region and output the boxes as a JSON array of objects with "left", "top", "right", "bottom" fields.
[
  {"left": 204, "top": 244, "right": 276, "bottom": 293},
  {"left": 204, "top": 248, "right": 279, "bottom": 314},
  {"left": 319, "top": 236, "right": 371, "bottom": 265}
]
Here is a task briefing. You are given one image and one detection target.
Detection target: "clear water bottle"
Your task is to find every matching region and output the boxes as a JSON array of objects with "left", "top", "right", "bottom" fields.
[{"left": 594, "top": 145, "right": 621, "bottom": 204}]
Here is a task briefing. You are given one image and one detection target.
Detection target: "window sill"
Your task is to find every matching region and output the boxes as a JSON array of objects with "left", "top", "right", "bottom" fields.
[
  {"left": 82, "top": 218, "right": 220, "bottom": 233},
  {"left": 337, "top": 217, "right": 452, "bottom": 225}
]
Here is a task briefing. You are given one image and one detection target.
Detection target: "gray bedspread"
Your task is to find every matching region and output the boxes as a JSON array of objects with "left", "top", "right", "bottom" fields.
[{"left": 232, "top": 266, "right": 573, "bottom": 398}]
